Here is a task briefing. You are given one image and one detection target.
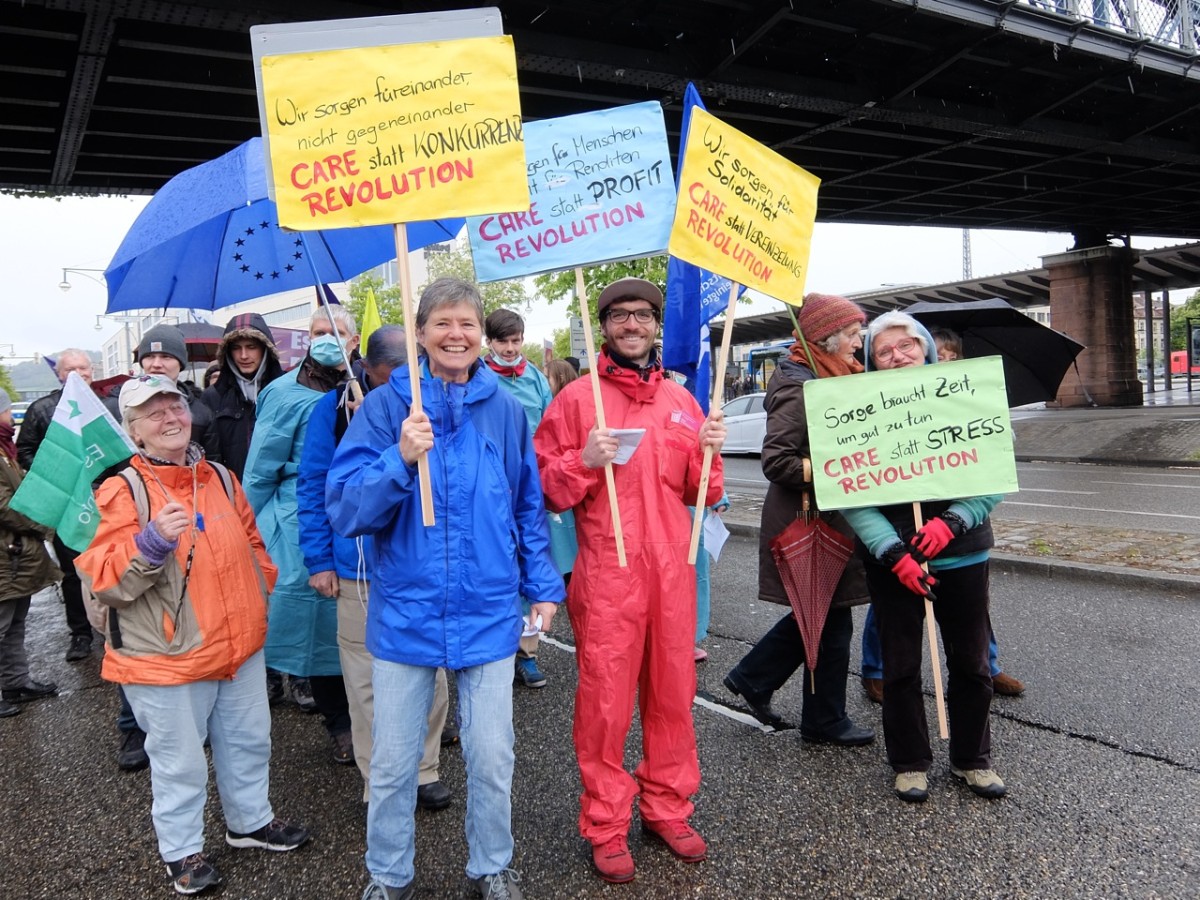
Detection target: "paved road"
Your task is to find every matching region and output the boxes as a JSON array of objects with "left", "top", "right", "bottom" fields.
[
  {"left": 2, "top": 535, "right": 1197, "bottom": 899},
  {"left": 720, "top": 456, "right": 1200, "bottom": 535}
]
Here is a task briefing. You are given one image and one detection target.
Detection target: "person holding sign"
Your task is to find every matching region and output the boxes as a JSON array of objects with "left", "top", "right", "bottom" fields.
[
  {"left": 843, "top": 311, "right": 1006, "bottom": 804},
  {"left": 326, "top": 278, "right": 564, "bottom": 900},
  {"left": 534, "top": 277, "right": 726, "bottom": 885},
  {"left": 723, "top": 293, "right": 875, "bottom": 745}
]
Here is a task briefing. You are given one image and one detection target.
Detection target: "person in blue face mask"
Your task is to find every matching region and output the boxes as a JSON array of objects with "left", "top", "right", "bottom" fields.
[{"left": 243, "top": 305, "right": 362, "bottom": 763}]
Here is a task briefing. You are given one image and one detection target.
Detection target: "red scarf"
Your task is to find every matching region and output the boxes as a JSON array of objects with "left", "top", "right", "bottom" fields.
[
  {"left": 0, "top": 420, "right": 16, "bottom": 463},
  {"left": 788, "top": 339, "right": 864, "bottom": 379},
  {"left": 597, "top": 345, "right": 663, "bottom": 403},
  {"left": 485, "top": 355, "right": 526, "bottom": 378}
]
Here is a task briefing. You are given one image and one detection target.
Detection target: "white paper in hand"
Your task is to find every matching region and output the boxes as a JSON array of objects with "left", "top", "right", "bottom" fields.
[
  {"left": 703, "top": 513, "right": 730, "bottom": 563},
  {"left": 609, "top": 428, "right": 647, "bottom": 465}
]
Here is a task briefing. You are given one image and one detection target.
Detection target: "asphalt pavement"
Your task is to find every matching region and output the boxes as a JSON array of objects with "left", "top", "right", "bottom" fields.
[{"left": 2, "top": 393, "right": 1198, "bottom": 899}]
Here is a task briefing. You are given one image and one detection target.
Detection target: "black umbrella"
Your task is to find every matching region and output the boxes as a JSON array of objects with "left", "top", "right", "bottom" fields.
[{"left": 907, "top": 298, "right": 1086, "bottom": 407}]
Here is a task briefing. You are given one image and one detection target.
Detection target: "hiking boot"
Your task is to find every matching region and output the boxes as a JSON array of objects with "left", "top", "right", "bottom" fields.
[
  {"left": 331, "top": 730, "right": 355, "bottom": 765},
  {"left": 2, "top": 680, "right": 57, "bottom": 703},
  {"left": 992, "top": 672, "right": 1026, "bottom": 696},
  {"left": 471, "top": 868, "right": 524, "bottom": 900},
  {"left": 225, "top": 817, "right": 310, "bottom": 851},
  {"left": 642, "top": 818, "right": 707, "bottom": 862},
  {"left": 65, "top": 634, "right": 92, "bottom": 662},
  {"left": 361, "top": 880, "right": 415, "bottom": 900},
  {"left": 165, "top": 853, "right": 222, "bottom": 895},
  {"left": 514, "top": 656, "right": 547, "bottom": 689},
  {"left": 591, "top": 834, "right": 635, "bottom": 883},
  {"left": 118, "top": 728, "right": 150, "bottom": 771},
  {"left": 862, "top": 677, "right": 884, "bottom": 704},
  {"left": 0, "top": 699, "right": 21, "bottom": 718},
  {"left": 951, "top": 766, "right": 1007, "bottom": 798},
  {"left": 288, "top": 676, "right": 317, "bottom": 713},
  {"left": 416, "top": 781, "right": 452, "bottom": 811},
  {"left": 894, "top": 771, "right": 928, "bottom": 803}
]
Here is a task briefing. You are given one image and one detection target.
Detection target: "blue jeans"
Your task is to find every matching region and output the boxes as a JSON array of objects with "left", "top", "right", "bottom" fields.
[
  {"left": 862, "top": 603, "right": 1001, "bottom": 678},
  {"left": 366, "top": 655, "right": 515, "bottom": 887},
  {"left": 124, "top": 650, "right": 274, "bottom": 861}
]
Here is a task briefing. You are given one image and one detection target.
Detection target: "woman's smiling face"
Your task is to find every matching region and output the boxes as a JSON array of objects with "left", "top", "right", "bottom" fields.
[{"left": 417, "top": 301, "right": 483, "bottom": 384}]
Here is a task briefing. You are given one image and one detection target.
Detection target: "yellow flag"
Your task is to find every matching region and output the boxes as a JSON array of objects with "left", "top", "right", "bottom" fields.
[{"left": 361, "top": 288, "right": 383, "bottom": 351}]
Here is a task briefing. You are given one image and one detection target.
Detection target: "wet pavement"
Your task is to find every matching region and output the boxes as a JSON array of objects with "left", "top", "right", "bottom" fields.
[{"left": 2, "top": 395, "right": 1198, "bottom": 898}]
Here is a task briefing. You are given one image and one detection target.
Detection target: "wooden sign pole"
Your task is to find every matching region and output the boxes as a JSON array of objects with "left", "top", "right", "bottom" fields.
[
  {"left": 687, "top": 281, "right": 739, "bottom": 564},
  {"left": 912, "top": 502, "right": 949, "bottom": 739},
  {"left": 576, "top": 267, "right": 627, "bottom": 568},
  {"left": 394, "top": 223, "right": 435, "bottom": 527}
]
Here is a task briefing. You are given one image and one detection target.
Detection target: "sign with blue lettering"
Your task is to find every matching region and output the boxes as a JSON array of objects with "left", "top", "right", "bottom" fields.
[{"left": 467, "top": 101, "right": 675, "bottom": 281}]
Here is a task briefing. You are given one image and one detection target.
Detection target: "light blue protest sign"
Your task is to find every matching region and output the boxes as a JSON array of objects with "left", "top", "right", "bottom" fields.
[{"left": 467, "top": 101, "right": 674, "bottom": 281}]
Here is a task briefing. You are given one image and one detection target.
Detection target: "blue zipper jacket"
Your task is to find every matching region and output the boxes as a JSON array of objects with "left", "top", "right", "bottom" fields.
[{"left": 325, "top": 360, "right": 564, "bottom": 669}]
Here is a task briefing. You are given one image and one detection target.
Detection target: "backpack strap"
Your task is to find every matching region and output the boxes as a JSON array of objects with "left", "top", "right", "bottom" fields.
[{"left": 107, "top": 465, "right": 151, "bottom": 650}]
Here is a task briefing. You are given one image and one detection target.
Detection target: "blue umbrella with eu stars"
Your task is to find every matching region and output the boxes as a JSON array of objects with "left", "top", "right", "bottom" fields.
[{"left": 104, "top": 137, "right": 463, "bottom": 313}]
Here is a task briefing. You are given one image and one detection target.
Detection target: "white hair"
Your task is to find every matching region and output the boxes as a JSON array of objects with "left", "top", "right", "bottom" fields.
[
  {"left": 310, "top": 304, "right": 358, "bottom": 337},
  {"left": 867, "top": 311, "right": 927, "bottom": 354}
]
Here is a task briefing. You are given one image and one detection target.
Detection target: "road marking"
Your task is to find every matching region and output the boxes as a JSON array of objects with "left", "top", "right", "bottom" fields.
[
  {"left": 1092, "top": 481, "right": 1200, "bottom": 490},
  {"left": 1014, "top": 488, "right": 1097, "bottom": 494},
  {"left": 541, "top": 634, "right": 778, "bottom": 733},
  {"left": 1003, "top": 501, "right": 1200, "bottom": 521}
]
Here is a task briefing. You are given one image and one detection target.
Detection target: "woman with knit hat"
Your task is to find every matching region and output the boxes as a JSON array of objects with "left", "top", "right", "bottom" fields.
[{"left": 723, "top": 292, "right": 875, "bottom": 746}]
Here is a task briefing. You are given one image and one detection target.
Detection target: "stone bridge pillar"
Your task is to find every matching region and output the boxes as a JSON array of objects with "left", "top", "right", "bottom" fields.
[{"left": 1042, "top": 245, "right": 1142, "bottom": 407}]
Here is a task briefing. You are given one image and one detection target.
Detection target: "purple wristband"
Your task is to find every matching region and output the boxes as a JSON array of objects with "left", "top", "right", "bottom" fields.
[{"left": 134, "top": 520, "right": 178, "bottom": 567}]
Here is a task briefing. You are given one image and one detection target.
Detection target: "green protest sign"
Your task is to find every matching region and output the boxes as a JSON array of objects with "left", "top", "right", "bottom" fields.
[{"left": 804, "top": 357, "right": 1018, "bottom": 510}]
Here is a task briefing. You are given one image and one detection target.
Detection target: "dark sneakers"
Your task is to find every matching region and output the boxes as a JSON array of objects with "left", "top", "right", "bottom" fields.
[
  {"left": 416, "top": 781, "right": 453, "bottom": 811},
  {"left": 166, "top": 853, "right": 222, "bottom": 895},
  {"left": 722, "top": 674, "right": 792, "bottom": 729},
  {"left": 472, "top": 869, "right": 525, "bottom": 900},
  {"left": 225, "top": 817, "right": 310, "bottom": 851},
  {"left": 0, "top": 699, "right": 20, "bottom": 718},
  {"left": 514, "top": 656, "right": 548, "bottom": 689},
  {"left": 361, "top": 881, "right": 416, "bottom": 900},
  {"left": 331, "top": 730, "right": 355, "bottom": 765},
  {"left": 118, "top": 728, "right": 150, "bottom": 771},
  {"left": 2, "top": 680, "right": 58, "bottom": 703},
  {"left": 65, "top": 634, "right": 92, "bottom": 662}
]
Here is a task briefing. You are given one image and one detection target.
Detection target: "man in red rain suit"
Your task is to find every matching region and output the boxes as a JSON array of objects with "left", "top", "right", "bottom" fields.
[{"left": 534, "top": 277, "right": 726, "bottom": 885}]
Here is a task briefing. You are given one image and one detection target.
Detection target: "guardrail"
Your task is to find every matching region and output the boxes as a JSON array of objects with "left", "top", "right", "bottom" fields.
[{"left": 1022, "top": 0, "right": 1198, "bottom": 53}]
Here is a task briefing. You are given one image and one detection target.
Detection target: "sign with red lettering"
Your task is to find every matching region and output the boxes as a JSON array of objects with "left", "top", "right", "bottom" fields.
[
  {"left": 466, "top": 102, "right": 675, "bottom": 281},
  {"left": 259, "top": 36, "right": 529, "bottom": 229},
  {"left": 804, "top": 358, "right": 1018, "bottom": 510},
  {"left": 667, "top": 108, "right": 819, "bottom": 304}
]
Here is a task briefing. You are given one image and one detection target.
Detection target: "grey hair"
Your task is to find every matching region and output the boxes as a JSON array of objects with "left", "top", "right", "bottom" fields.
[
  {"left": 416, "top": 278, "right": 484, "bottom": 330},
  {"left": 817, "top": 332, "right": 844, "bottom": 355},
  {"left": 310, "top": 304, "right": 358, "bottom": 336},
  {"left": 56, "top": 349, "right": 92, "bottom": 376},
  {"left": 867, "top": 310, "right": 927, "bottom": 354},
  {"left": 364, "top": 325, "right": 408, "bottom": 368}
]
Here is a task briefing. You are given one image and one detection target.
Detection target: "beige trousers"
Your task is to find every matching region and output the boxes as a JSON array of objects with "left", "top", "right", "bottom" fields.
[{"left": 337, "top": 578, "right": 448, "bottom": 800}]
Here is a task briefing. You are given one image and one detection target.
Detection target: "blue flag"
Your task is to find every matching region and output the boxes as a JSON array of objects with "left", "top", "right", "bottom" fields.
[{"left": 662, "top": 83, "right": 745, "bottom": 413}]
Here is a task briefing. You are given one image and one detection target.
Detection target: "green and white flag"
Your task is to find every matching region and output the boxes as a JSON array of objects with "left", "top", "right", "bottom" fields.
[{"left": 11, "top": 372, "right": 137, "bottom": 551}]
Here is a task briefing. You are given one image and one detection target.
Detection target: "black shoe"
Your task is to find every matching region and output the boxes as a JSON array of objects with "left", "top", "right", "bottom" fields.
[
  {"left": 0, "top": 699, "right": 21, "bottom": 718},
  {"left": 800, "top": 720, "right": 876, "bottom": 747},
  {"left": 722, "top": 674, "right": 792, "bottom": 729},
  {"left": 65, "top": 634, "right": 92, "bottom": 662},
  {"left": 2, "top": 680, "right": 58, "bottom": 703},
  {"left": 266, "top": 668, "right": 286, "bottom": 706},
  {"left": 226, "top": 817, "right": 310, "bottom": 851},
  {"left": 288, "top": 676, "right": 318, "bottom": 713},
  {"left": 440, "top": 722, "right": 459, "bottom": 747},
  {"left": 416, "top": 781, "right": 453, "bottom": 811},
  {"left": 331, "top": 730, "right": 355, "bottom": 765},
  {"left": 166, "top": 852, "right": 222, "bottom": 895},
  {"left": 118, "top": 728, "right": 150, "bottom": 771}
]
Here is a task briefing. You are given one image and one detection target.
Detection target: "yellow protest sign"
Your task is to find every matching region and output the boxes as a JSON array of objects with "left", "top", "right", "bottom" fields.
[
  {"left": 260, "top": 36, "right": 529, "bottom": 229},
  {"left": 667, "top": 108, "right": 819, "bottom": 304}
]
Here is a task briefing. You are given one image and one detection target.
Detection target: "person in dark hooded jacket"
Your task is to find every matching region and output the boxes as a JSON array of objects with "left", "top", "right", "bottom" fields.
[{"left": 201, "top": 313, "right": 285, "bottom": 480}]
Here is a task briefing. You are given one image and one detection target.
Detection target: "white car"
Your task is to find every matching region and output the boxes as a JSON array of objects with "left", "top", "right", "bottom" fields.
[{"left": 720, "top": 392, "right": 767, "bottom": 454}]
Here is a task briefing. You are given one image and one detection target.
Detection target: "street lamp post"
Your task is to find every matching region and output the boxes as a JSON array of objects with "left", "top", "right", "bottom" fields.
[{"left": 59, "top": 267, "right": 106, "bottom": 292}]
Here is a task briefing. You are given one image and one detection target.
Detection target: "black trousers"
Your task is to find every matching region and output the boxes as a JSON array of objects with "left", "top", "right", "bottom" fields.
[
  {"left": 53, "top": 535, "right": 91, "bottom": 640},
  {"left": 726, "top": 604, "right": 854, "bottom": 734},
  {"left": 309, "top": 674, "right": 352, "bottom": 736},
  {"left": 868, "top": 560, "right": 993, "bottom": 773}
]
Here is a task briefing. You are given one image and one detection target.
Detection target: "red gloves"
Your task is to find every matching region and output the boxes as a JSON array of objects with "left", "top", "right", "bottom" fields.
[
  {"left": 883, "top": 544, "right": 938, "bottom": 600},
  {"left": 910, "top": 512, "right": 968, "bottom": 562}
]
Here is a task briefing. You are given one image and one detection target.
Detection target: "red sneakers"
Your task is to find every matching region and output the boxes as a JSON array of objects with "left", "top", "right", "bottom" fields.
[
  {"left": 591, "top": 834, "right": 635, "bottom": 883},
  {"left": 642, "top": 818, "right": 707, "bottom": 863}
]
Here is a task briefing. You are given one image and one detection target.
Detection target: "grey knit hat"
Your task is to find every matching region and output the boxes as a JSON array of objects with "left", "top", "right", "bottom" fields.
[
  {"left": 136, "top": 324, "right": 188, "bottom": 367},
  {"left": 0, "top": 388, "right": 11, "bottom": 415}
]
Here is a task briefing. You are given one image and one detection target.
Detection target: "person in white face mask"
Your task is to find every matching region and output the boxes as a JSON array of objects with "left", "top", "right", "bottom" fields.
[{"left": 243, "top": 305, "right": 361, "bottom": 759}]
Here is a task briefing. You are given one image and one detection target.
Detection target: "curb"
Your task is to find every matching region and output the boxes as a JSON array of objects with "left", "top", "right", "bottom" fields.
[
  {"left": 1014, "top": 454, "right": 1200, "bottom": 468},
  {"left": 722, "top": 520, "right": 1200, "bottom": 591}
]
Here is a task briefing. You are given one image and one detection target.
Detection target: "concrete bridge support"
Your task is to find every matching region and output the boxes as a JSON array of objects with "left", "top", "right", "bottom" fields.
[{"left": 1043, "top": 245, "right": 1143, "bottom": 407}]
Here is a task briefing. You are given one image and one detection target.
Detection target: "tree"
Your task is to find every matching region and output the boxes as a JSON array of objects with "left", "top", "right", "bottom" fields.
[
  {"left": 0, "top": 367, "right": 15, "bottom": 400},
  {"left": 345, "top": 244, "right": 530, "bottom": 330},
  {"left": 533, "top": 256, "right": 669, "bottom": 332},
  {"left": 1170, "top": 289, "right": 1200, "bottom": 354}
]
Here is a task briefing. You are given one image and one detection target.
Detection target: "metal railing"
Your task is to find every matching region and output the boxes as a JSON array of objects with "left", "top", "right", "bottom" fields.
[{"left": 1022, "top": 1, "right": 1199, "bottom": 53}]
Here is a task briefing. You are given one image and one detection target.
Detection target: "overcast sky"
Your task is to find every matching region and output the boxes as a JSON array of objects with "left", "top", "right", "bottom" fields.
[{"left": 2, "top": 191, "right": 1188, "bottom": 361}]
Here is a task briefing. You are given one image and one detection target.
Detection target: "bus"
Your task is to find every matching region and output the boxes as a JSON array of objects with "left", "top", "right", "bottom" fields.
[{"left": 745, "top": 341, "right": 793, "bottom": 392}]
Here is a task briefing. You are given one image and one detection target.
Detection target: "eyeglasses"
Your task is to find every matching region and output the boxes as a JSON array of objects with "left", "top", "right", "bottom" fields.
[
  {"left": 130, "top": 400, "right": 188, "bottom": 424},
  {"left": 605, "top": 308, "right": 657, "bottom": 325},
  {"left": 874, "top": 338, "right": 920, "bottom": 363}
]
